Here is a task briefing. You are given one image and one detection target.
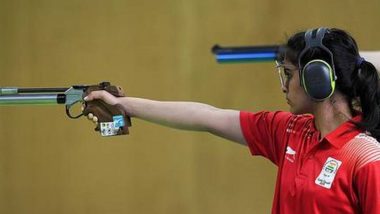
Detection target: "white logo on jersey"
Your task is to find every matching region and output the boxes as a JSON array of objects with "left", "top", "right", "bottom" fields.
[
  {"left": 285, "top": 146, "right": 296, "bottom": 163},
  {"left": 315, "top": 157, "right": 342, "bottom": 189}
]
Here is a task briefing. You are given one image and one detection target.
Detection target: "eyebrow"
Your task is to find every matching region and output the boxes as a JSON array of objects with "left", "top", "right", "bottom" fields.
[
  {"left": 275, "top": 61, "right": 298, "bottom": 70},
  {"left": 282, "top": 64, "right": 298, "bottom": 70}
]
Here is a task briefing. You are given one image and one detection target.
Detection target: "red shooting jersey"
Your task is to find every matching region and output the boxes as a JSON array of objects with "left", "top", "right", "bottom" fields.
[{"left": 240, "top": 111, "right": 380, "bottom": 214}]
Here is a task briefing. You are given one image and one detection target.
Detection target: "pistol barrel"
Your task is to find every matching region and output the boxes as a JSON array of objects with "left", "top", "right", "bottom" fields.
[{"left": 0, "top": 94, "right": 63, "bottom": 105}]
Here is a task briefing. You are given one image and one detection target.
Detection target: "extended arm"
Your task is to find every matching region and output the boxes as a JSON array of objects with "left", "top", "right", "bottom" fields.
[{"left": 84, "top": 91, "right": 247, "bottom": 145}]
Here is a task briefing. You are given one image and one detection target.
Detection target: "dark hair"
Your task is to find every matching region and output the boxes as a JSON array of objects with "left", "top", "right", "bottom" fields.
[{"left": 280, "top": 28, "right": 380, "bottom": 141}]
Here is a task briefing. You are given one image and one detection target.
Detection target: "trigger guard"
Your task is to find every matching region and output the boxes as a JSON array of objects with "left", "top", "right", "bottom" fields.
[{"left": 66, "top": 105, "right": 83, "bottom": 119}]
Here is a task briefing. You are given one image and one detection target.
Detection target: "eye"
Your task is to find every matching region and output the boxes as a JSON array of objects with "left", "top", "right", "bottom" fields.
[{"left": 284, "top": 69, "right": 292, "bottom": 77}]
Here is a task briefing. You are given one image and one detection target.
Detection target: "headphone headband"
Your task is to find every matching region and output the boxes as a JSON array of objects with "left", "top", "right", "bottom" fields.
[
  {"left": 298, "top": 28, "right": 334, "bottom": 69},
  {"left": 305, "top": 28, "right": 327, "bottom": 48}
]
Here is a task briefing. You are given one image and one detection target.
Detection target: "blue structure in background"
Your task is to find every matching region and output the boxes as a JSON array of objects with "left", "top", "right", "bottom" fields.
[{"left": 212, "top": 45, "right": 280, "bottom": 63}]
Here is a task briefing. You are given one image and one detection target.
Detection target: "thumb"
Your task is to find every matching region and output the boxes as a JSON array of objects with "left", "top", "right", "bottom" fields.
[
  {"left": 84, "top": 91, "right": 107, "bottom": 101},
  {"left": 84, "top": 90, "right": 119, "bottom": 106}
]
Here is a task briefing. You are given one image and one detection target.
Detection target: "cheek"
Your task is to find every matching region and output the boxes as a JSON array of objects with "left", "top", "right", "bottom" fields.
[
  {"left": 296, "top": 86, "right": 308, "bottom": 99},
  {"left": 287, "top": 71, "right": 313, "bottom": 113},
  {"left": 294, "top": 88, "right": 313, "bottom": 112},
  {"left": 289, "top": 79, "right": 310, "bottom": 103},
  {"left": 288, "top": 77, "right": 303, "bottom": 95}
]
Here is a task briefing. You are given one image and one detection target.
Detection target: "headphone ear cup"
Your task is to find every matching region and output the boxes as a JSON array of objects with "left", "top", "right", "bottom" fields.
[{"left": 301, "top": 60, "right": 335, "bottom": 100}]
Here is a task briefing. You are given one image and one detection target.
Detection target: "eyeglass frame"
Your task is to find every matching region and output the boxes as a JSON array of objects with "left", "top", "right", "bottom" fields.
[{"left": 275, "top": 60, "right": 299, "bottom": 89}]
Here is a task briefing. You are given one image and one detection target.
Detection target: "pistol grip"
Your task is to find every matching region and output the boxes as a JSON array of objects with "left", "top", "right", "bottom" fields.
[{"left": 82, "top": 82, "right": 132, "bottom": 136}]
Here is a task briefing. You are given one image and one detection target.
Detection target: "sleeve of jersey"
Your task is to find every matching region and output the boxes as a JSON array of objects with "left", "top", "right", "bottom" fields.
[
  {"left": 354, "top": 160, "right": 380, "bottom": 214},
  {"left": 240, "top": 111, "right": 293, "bottom": 165}
]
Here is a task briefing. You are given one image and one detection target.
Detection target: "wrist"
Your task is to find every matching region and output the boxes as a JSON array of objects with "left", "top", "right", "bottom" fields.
[{"left": 115, "top": 97, "right": 134, "bottom": 117}]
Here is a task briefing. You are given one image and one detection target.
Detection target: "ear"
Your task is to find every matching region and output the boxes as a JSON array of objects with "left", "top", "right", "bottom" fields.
[{"left": 301, "top": 60, "right": 335, "bottom": 101}]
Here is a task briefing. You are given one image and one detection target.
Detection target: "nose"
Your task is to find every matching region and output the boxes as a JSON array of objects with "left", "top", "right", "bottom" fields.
[{"left": 281, "top": 85, "right": 288, "bottom": 93}]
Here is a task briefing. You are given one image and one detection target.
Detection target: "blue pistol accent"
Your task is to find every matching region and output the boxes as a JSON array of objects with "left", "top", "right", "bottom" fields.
[{"left": 113, "top": 115, "right": 125, "bottom": 128}]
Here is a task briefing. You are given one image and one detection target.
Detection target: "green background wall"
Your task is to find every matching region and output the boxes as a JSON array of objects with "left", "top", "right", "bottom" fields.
[{"left": 0, "top": 0, "right": 379, "bottom": 213}]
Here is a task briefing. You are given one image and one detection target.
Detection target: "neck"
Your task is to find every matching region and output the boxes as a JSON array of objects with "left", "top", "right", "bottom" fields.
[{"left": 312, "top": 94, "right": 353, "bottom": 139}]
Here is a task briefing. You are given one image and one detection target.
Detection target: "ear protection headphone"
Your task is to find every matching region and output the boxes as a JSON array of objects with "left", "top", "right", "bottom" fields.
[{"left": 298, "top": 27, "right": 337, "bottom": 101}]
